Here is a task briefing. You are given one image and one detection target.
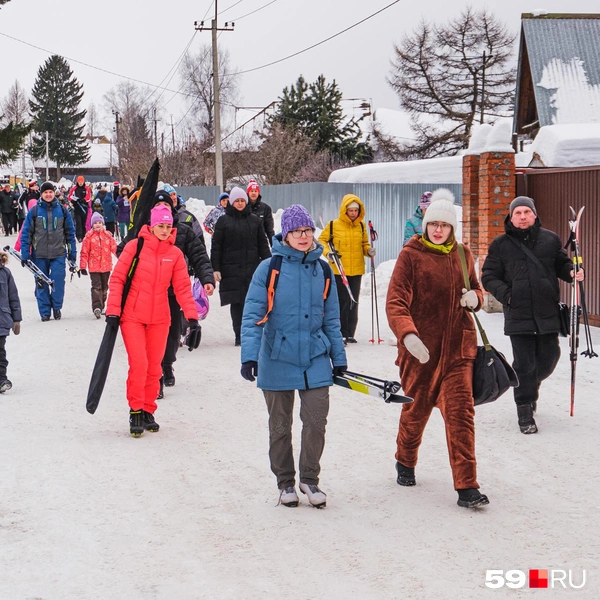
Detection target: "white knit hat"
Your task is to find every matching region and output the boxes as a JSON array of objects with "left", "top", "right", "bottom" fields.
[{"left": 422, "top": 188, "right": 457, "bottom": 231}]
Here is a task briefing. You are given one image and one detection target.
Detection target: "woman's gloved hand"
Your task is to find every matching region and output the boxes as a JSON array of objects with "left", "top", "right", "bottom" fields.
[
  {"left": 403, "top": 334, "right": 430, "bottom": 364},
  {"left": 460, "top": 288, "right": 478, "bottom": 309}
]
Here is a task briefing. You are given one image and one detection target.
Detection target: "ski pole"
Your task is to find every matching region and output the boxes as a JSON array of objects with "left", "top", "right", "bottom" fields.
[
  {"left": 567, "top": 206, "right": 584, "bottom": 416},
  {"left": 368, "top": 221, "right": 383, "bottom": 343}
]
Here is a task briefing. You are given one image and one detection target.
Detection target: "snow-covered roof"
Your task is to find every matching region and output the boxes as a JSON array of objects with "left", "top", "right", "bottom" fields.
[
  {"left": 519, "top": 15, "right": 600, "bottom": 127},
  {"left": 328, "top": 155, "right": 462, "bottom": 184},
  {"left": 529, "top": 123, "right": 600, "bottom": 167},
  {"left": 32, "top": 142, "right": 118, "bottom": 170}
]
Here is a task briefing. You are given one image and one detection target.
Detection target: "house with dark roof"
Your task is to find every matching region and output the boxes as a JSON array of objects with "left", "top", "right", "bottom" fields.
[{"left": 514, "top": 13, "right": 600, "bottom": 138}]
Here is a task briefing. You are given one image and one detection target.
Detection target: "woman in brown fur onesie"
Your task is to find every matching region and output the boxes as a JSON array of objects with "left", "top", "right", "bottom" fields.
[{"left": 386, "top": 189, "right": 489, "bottom": 508}]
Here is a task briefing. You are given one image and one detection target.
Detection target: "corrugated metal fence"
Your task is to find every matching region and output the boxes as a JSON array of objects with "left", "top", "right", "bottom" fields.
[
  {"left": 178, "top": 182, "right": 462, "bottom": 265},
  {"left": 517, "top": 166, "right": 600, "bottom": 326}
]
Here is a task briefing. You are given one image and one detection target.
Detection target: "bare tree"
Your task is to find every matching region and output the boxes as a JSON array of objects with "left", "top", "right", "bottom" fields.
[
  {"left": 253, "top": 124, "right": 315, "bottom": 184},
  {"left": 389, "top": 7, "right": 516, "bottom": 158},
  {"left": 179, "top": 44, "right": 239, "bottom": 144},
  {"left": 103, "top": 81, "right": 157, "bottom": 181},
  {"left": 1, "top": 80, "right": 29, "bottom": 126},
  {"left": 86, "top": 101, "right": 98, "bottom": 137}
]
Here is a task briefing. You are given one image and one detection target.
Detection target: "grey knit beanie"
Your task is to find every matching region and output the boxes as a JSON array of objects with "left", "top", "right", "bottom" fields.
[{"left": 509, "top": 196, "right": 537, "bottom": 216}]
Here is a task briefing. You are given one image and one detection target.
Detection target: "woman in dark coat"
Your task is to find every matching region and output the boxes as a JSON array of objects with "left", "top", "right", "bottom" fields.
[{"left": 211, "top": 186, "right": 271, "bottom": 345}]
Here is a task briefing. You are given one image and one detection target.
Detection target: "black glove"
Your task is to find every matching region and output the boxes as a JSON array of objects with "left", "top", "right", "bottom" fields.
[
  {"left": 105, "top": 315, "right": 120, "bottom": 329},
  {"left": 79, "top": 269, "right": 88, "bottom": 276},
  {"left": 333, "top": 365, "right": 347, "bottom": 377},
  {"left": 185, "top": 319, "right": 201, "bottom": 351},
  {"left": 241, "top": 361, "right": 258, "bottom": 382},
  {"left": 21, "top": 259, "right": 27, "bottom": 267}
]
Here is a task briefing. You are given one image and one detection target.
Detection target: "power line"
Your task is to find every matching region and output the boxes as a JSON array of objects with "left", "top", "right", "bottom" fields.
[
  {"left": 238, "top": 0, "right": 402, "bottom": 74},
  {"left": 232, "top": 0, "right": 278, "bottom": 21},
  {"left": 0, "top": 30, "right": 197, "bottom": 99},
  {"left": 142, "top": 32, "right": 198, "bottom": 111},
  {"left": 218, "top": 0, "right": 245, "bottom": 16}
]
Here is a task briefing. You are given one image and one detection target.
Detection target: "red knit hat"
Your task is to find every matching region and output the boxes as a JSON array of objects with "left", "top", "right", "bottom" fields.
[{"left": 246, "top": 180, "right": 260, "bottom": 194}]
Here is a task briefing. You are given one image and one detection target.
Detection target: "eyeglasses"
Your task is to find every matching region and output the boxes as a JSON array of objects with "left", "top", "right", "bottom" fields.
[
  {"left": 426, "top": 222, "right": 452, "bottom": 231},
  {"left": 290, "top": 228, "right": 314, "bottom": 239}
]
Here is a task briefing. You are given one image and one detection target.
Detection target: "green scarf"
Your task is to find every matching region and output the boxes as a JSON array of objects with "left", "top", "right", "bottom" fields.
[{"left": 420, "top": 235, "right": 455, "bottom": 254}]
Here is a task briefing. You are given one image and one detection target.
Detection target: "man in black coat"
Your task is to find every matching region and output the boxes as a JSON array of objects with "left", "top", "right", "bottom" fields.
[
  {"left": 482, "top": 196, "right": 584, "bottom": 434},
  {"left": 246, "top": 180, "right": 275, "bottom": 246},
  {"left": 211, "top": 186, "right": 271, "bottom": 345},
  {"left": 0, "top": 183, "right": 15, "bottom": 235}
]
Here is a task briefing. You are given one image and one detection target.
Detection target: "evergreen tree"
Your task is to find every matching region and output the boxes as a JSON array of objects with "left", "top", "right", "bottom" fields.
[
  {"left": 29, "top": 55, "right": 89, "bottom": 178},
  {"left": 0, "top": 121, "right": 29, "bottom": 165},
  {"left": 270, "top": 75, "right": 371, "bottom": 163}
]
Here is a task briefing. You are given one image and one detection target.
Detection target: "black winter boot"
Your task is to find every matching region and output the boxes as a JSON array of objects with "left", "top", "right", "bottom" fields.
[
  {"left": 143, "top": 410, "right": 160, "bottom": 432},
  {"left": 395, "top": 461, "right": 416, "bottom": 486},
  {"left": 517, "top": 403, "right": 538, "bottom": 434},
  {"left": 129, "top": 409, "right": 144, "bottom": 437},
  {"left": 157, "top": 377, "right": 164, "bottom": 400},
  {"left": 457, "top": 488, "right": 489, "bottom": 508},
  {"left": 163, "top": 364, "right": 175, "bottom": 387}
]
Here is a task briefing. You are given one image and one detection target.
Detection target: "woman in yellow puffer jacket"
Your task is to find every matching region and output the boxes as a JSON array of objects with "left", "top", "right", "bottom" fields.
[{"left": 318, "top": 194, "right": 373, "bottom": 344}]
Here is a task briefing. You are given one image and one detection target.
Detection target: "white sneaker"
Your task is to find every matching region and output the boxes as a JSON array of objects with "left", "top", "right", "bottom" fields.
[
  {"left": 299, "top": 482, "right": 327, "bottom": 508},
  {"left": 279, "top": 486, "right": 299, "bottom": 507}
]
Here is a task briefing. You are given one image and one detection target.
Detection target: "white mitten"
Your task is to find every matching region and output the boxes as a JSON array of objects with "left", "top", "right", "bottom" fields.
[
  {"left": 460, "top": 288, "right": 478, "bottom": 308},
  {"left": 403, "top": 334, "right": 430, "bottom": 364}
]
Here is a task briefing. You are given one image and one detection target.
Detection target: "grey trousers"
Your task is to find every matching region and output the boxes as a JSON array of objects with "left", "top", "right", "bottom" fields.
[{"left": 263, "top": 387, "right": 330, "bottom": 489}]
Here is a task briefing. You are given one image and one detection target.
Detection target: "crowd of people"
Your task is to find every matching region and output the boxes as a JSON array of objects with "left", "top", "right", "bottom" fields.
[{"left": 0, "top": 178, "right": 583, "bottom": 511}]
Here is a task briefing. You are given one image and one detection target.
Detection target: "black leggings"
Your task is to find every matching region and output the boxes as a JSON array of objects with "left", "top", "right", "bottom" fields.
[{"left": 335, "top": 274, "right": 362, "bottom": 338}]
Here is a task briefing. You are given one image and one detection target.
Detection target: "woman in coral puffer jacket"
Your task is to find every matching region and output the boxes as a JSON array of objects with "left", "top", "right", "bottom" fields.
[{"left": 106, "top": 205, "right": 199, "bottom": 437}]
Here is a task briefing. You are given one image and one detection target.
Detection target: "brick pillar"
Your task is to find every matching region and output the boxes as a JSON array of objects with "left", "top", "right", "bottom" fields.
[
  {"left": 462, "top": 154, "right": 480, "bottom": 257},
  {"left": 478, "top": 151, "right": 515, "bottom": 312}
]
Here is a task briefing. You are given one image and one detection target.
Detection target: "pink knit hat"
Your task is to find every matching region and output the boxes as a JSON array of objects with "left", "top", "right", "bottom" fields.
[{"left": 150, "top": 204, "right": 173, "bottom": 227}]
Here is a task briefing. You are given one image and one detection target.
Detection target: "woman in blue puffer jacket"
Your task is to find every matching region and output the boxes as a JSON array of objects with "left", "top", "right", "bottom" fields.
[{"left": 241, "top": 204, "right": 347, "bottom": 510}]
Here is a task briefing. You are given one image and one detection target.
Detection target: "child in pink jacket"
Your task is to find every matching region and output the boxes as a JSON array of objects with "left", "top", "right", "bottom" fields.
[{"left": 80, "top": 212, "right": 117, "bottom": 318}]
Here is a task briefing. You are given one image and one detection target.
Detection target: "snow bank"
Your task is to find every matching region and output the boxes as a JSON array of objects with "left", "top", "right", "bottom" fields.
[
  {"left": 483, "top": 119, "right": 514, "bottom": 154},
  {"left": 328, "top": 155, "right": 463, "bottom": 184},
  {"left": 530, "top": 124, "right": 600, "bottom": 167},
  {"left": 463, "top": 123, "right": 492, "bottom": 156}
]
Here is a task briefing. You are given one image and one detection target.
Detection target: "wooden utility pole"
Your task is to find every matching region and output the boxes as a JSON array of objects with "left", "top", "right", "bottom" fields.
[{"left": 195, "top": 5, "right": 234, "bottom": 191}]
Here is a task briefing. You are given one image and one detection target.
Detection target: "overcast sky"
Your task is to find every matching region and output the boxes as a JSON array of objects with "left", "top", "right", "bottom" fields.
[{"left": 1, "top": 0, "right": 599, "bottom": 139}]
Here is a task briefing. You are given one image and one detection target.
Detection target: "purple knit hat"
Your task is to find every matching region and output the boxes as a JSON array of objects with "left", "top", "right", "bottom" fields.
[
  {"left": 419, "top": 191, "right": 433, "bottom": 210},
  {"left": 281, "top": 204, "right": 315, "bottom": 239},
  {"left": 90, "top": 212, "right": 104, "bottom": 226}
]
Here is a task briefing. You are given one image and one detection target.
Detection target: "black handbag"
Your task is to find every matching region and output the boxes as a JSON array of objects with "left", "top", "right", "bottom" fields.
[
  {"left": 457, "top": 245, "right": 519, "bottom": 406},
  {"left": 558, "top": 301, "right": 570, "bottom": 337}
]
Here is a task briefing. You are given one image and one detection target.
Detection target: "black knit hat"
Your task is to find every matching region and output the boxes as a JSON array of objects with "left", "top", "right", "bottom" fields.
[
  {"left": 40, "top": 182, "right": 55, "bottom": 193},
  {"left": 153, "top": 190, "right": 173, "bottom": 207}
]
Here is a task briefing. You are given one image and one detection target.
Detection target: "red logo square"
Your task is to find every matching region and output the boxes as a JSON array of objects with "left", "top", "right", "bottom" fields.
[{"left": 529, "top": 570, "right": 549, "bottom": 588}]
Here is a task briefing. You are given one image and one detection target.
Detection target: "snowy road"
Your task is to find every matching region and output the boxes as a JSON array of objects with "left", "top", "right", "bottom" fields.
[{"left": 1, "top": 229, "right": 598, "bottom": 599}]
